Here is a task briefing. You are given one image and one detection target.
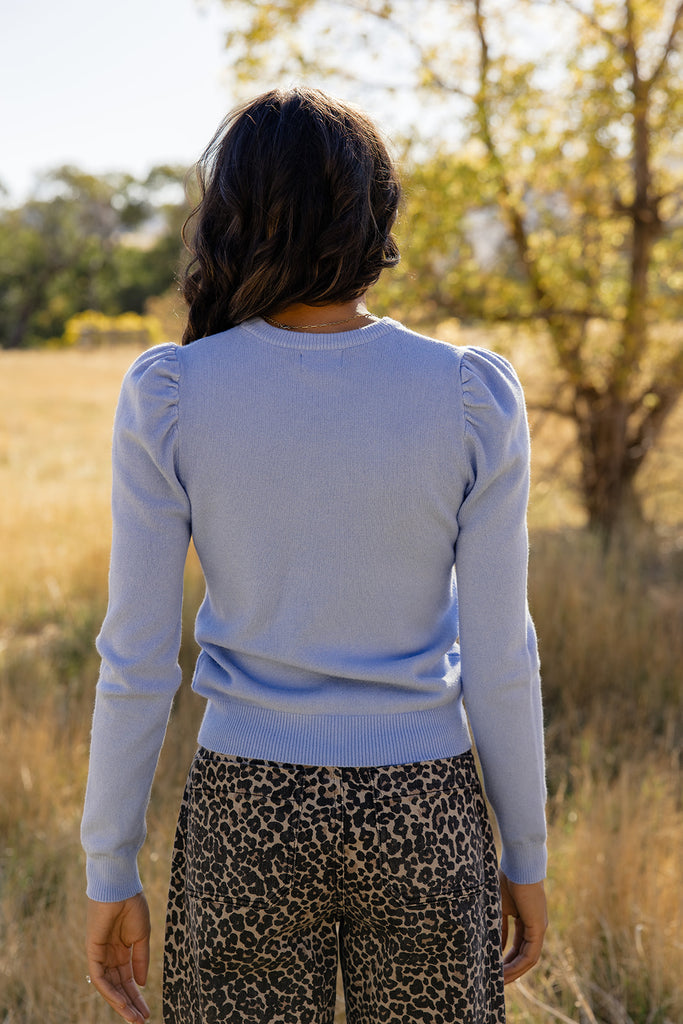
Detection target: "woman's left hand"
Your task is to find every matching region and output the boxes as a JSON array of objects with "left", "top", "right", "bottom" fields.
[
  {"left": 86, "top": 892, "right": 151, "bottom": 1023},
  {"left": 499, "top": 871, "right": 548, "bottom": 984}
]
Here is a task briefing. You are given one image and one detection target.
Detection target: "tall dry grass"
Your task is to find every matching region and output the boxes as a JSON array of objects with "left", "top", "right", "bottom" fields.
[{"left": 1, "top": 342, "right": 681, "bottom": 1023}]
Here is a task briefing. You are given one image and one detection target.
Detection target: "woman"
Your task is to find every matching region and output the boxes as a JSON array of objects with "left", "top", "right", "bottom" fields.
[{"left": 82, "top": 86, "right": 547, "bottom": 1024}]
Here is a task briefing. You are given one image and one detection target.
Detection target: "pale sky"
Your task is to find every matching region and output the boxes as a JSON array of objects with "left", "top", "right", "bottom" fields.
[
  {"left": 0, "top": 0, "right": 565, "bottom": 205},
  {"left": 0, "top": 0, "right": 420, "bottom": 206},
  {"left": 0, "top": 0, "right": 236, "bottom": 202}
]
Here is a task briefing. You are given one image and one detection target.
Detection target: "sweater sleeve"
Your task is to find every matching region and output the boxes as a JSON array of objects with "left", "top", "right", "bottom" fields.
[
  {"left": 81, "top": 344, "right": 191, "bottom": 901},
  {"left": 455, "top": 347, "right": 547, "bottom": 884}
]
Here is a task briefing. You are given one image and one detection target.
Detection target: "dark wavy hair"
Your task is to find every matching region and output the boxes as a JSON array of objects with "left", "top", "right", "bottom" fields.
[{"left": 180, "top": 86, "right": 401, "bottom": 344}]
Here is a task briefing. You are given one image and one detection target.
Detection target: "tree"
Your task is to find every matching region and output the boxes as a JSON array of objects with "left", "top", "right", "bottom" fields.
[
  {"left": 213, "top": 0, "right": 683, "bottom": 537},
  {"left": 0, "top": 167, "right": 189, "bottom": 349}
]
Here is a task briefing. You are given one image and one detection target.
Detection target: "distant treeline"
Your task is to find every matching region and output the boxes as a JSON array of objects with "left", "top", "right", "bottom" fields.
[{"left": 0, "top": 165, "right": 191, "bottom": 350}]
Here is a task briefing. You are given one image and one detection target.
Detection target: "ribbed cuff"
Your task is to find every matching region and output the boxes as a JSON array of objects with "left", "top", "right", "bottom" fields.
[
  {"left": 500, "top": 843, "right": 548, "bottom": 884},
  {"left": 86, "top": 854, "right": 143, "bottom": 902}
]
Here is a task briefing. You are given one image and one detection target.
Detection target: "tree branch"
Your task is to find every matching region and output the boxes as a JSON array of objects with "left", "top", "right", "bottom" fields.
[
  {"left": 626, "top": 382, "right": 683, "bottom": 476},
  {"left": 647, "top": 0, "right": 683, "bottom": 86},
  {"left": 533, "top": 0, "right": 624, "bottom": 52},
  {"left": 623, "top": 0, "right": 641, "bottom": 86},
  {"left": 471, "top": 0, "right": 587, "bottom": 381},
  {"left": 625, "top": 343, "right": 683, "bottom": 466},
  {"left": 472, "top": 0, "right": 540, "bottom": 299},
  {"left": 328, "top": 0, "right": 474, "bottom": 99}
]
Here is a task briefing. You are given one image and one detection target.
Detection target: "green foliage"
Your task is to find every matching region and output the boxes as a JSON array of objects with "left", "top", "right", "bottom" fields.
[
  {"left": 371, "top": 146, "right": 533, "bottom": 322},
  {"left": 0, "top": 165, "right": 190, "bottom": 349}
]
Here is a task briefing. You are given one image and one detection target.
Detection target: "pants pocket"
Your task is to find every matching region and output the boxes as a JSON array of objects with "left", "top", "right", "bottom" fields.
[
  {"left": 185, "top": 753, "right": 301, "bottom": 906},
  {"left": 374, "top": 782, "right": 485, "bottom": 904}
]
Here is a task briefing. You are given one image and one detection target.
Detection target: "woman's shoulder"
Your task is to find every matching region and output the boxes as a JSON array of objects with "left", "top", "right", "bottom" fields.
[
  {"left": 117, "top": 343, "right": 181, "bottom": 426},
  {"left": 458, "top": 345, "right": 525, "bottom": 420},
  {"left": 386, "top": 322, "right": 518, "bottom": 378},
  {"left": 124, "top": 342, "right": 180, "bottom": 387}
]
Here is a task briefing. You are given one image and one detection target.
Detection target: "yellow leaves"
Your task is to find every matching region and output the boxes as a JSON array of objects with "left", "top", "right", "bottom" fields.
[
  {"left": 526, "top": 228, "right": 554, "bottom": 253},
  {"left": 602, "top": 221, "right": 627, "bottom": 247},
  {"left": 59, "top": 311, "right": 165, "bottom": 350},
  {"left": 666, "top": 270, "right": 683, "bottom": 290}
]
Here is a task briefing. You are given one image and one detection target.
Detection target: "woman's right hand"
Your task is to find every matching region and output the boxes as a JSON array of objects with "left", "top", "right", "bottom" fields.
[
  {"left": 86, "top": 892, "right": 151, "bottom": 1023},
  {"left": 499, "top": 870, "right": 548, "bottom": 984}
]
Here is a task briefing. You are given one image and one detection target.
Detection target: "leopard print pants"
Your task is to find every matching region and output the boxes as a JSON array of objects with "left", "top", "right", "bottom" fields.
[{"left": 163, "top": 747, "right": 505, "bottom": 1023}]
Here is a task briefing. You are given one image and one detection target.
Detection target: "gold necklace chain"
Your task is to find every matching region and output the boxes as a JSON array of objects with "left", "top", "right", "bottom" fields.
[{"left": 263, "top": 313, "right": 379, "bottom": 331}]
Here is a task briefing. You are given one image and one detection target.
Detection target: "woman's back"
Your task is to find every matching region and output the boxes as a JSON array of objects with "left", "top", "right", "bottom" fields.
[{"left": 93, "top": 314, "right": 545, "bottom": 880}]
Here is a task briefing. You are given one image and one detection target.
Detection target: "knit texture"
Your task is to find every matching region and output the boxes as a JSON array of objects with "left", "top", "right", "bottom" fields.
[{"left": 81, "top": 316, "right": 547, "bottom": 900}]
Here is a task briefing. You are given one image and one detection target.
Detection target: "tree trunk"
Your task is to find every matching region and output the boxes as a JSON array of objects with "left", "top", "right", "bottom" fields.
[
  {"left": 574, "top": 384, "right": 645, "bottom": 536},
  {"left": 468, "top": 0, "right": 681, "bottom": 541}
]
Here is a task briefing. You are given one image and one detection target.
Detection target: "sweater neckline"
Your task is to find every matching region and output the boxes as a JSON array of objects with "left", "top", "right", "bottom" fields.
[{"left": 241, "top": 316, "right": 397, "bottom": 350}]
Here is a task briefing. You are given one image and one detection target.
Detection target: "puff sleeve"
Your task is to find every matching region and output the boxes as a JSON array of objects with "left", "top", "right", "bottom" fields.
[
  {"left": 455, "top": 347, "right": 547, "bottom": 884},
  {"left": 81, "top": 344, "right": 191, "bottom": 901}
]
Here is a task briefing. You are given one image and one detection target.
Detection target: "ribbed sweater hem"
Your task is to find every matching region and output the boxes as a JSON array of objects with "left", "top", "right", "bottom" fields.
[{"left": 197, "top": 698, "right": 471, "bottom": 768}]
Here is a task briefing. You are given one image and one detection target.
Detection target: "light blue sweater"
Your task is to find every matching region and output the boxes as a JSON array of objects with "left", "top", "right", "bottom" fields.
[{"left": 81, "top": 316, "right": 547, "bottom": 901}]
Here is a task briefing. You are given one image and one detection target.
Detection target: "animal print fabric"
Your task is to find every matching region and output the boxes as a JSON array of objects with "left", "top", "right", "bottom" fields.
[{"left": 163, "top": 747, "right": 505, "bottom": 1024}]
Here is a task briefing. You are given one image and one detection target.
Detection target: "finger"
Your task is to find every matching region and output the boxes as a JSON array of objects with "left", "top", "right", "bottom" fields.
[
  {"left": 502, "top": 919, "right": 546, "bottom": 984},
  {"left": 119, "top": 972, "right": 151, "bottom": 1021},
  {"left": 498, "top": 872, "right": 516, "bottom": 918},
  {"left": 89, "top": 970, "right": 149, "bottom": 1023},
  {"left": 88, "top": 956, "right": 150, "bottom": 1023},
  {"left": 131, "top": 936, "right": 150, "bottom": 988},
  {"left": 502, "top": 915, "right": 525, "bottom": 963},
  {"left": 110, "top": 960, "right": 151, "bottom": 1021},
  {"left": 503, "top": 938, "right": 542, "bottom": 985}
]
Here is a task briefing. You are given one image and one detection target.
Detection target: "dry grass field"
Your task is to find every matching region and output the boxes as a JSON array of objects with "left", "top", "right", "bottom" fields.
[{"left": 1, "top": 337, "right": 681, "bottom": 1024}]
